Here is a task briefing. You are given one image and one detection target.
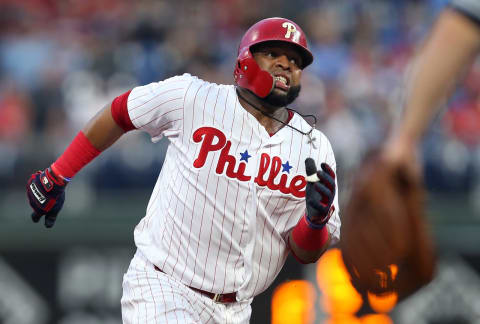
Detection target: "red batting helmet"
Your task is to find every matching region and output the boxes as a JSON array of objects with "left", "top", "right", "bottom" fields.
[{"left": 234, "top": 17, "right": 314, "bottom": 98}]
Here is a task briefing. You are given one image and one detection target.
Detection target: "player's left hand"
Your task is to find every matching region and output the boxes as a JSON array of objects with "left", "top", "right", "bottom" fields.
[
  {"left": 26, "top": 167, "right": 66, "bottom": 228},
  {"left": 305, "top": 159, "right": 336, "bottom": 228}
]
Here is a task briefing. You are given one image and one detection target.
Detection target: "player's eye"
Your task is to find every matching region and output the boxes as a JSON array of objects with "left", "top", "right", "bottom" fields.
[
  {"left": 289, "top": 56, "right": 301, "bottom": 68},
  {"left": 265, "top": 51, "right": 277, "bottom": 58}
]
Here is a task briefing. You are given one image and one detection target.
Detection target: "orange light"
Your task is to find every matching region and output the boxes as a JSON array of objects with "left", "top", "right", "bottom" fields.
[
  {"left": 326, "top": 314, "right": 362, "bottom": 324},
  {"left": 367, "top": 264, "right": 398, "bottom": 313},
  {"left": 360, "top": 314, "right": 394, "bottom": 324},
  {"left": 316, "top": 248, "right": 363, "bottom": 315},
  {"left": 389, "top": 264, "right": 398, "bottom": 280},
  {"left": 271, "top": 280, "right": 316, "bottom": 324},
  {"left": 367, "top": 290, "right": 398, "bottom": 314}
]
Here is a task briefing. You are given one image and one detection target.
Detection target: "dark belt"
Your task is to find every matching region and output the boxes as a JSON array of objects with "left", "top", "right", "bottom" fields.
[{"left": 154, "top": 265, "right": 237, "bottom": 303}]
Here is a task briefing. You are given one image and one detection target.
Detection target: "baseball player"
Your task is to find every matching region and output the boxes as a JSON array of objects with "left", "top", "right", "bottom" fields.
[
  {"left": 26, "top": 17, "right": 340, "bottom": 323},
  {"left": 385, "top": 0, "right": 480, "bottom": 170}
]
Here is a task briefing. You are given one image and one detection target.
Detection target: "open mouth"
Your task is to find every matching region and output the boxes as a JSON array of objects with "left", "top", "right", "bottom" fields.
[{"left": 274, "top": 75, "right": 290, "bottom": 91}]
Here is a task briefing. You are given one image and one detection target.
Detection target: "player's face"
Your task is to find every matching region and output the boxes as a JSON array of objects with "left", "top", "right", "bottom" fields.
[{"left": 252, "top": 42, "right": 303, "bottom": 107}]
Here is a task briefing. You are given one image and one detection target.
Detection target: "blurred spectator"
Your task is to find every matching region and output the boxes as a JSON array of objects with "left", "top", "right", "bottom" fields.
[
  {"left": 444, "top": 63, "right": 480, "bottom": 147},
  {"left": 0, "top": 79, "right": 33, "bottom": 180},
  {"left": 0, "top": 0, "right": 476, "bottom": 198}
]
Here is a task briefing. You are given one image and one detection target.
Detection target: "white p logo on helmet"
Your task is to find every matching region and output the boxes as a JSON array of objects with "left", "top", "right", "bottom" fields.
[{"left": 282, "top": 22, "right": 300, "bottom": 43}]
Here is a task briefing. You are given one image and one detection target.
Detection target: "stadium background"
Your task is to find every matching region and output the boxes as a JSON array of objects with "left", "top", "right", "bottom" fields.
[{"left": 2, "top": 0, "right": 480, "bottom": 323}]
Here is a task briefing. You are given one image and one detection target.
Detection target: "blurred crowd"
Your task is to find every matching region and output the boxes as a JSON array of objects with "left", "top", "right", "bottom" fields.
[{"left": 2, "top": 0, "right": 480, "bottom": 205}]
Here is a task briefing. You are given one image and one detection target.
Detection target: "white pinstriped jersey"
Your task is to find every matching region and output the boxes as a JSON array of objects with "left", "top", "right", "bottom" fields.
[{"left": 126, "top": 73, "right": 341, "bottom": 301}]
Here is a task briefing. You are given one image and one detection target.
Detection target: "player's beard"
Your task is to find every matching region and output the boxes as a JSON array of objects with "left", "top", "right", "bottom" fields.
[{"left": 263, "top": 85, "right": 301, "bottom": 107}]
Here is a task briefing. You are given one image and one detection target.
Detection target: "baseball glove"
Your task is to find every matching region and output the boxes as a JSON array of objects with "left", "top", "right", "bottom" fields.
[{"left": 340, "top": 153, "right": 435, "bottom": 300}]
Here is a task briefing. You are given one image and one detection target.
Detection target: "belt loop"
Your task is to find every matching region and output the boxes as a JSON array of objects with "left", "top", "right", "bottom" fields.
[{"left": 152, "top": 265, "right": 236, "bottom": 303}]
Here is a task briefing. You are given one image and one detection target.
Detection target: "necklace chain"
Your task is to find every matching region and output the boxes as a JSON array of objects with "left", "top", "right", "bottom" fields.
[{"left": 235, "top": 88, "right": 318, "bottom": 146}]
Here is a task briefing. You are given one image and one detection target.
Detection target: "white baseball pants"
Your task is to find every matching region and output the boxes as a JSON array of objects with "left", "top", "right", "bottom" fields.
[{"left": 121, "top": 250, "right": 252, "bottom": 324}]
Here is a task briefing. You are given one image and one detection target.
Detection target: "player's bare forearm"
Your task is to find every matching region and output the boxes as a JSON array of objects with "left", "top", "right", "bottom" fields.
[
  {"left": 82, "top": 104, "right": 126, "bottom": 151},
  {"left": 288, "top": 229, "right": 331, "bottom": 264},
  {"left": 26, "top": 104, "right": 125, "bottom": 228},
  {"left": 399, "top": 9, "right": 480, "bottom": 144}
]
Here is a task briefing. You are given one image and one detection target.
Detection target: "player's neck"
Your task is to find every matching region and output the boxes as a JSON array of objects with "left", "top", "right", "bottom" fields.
[{"left": 236, "top": 88, "right": 288, "bottom": 134}]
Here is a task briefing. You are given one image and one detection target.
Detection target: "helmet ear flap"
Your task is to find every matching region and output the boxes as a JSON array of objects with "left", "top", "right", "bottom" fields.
[{"left": 234, "top": 49, "right": 274, "bottom": 98}]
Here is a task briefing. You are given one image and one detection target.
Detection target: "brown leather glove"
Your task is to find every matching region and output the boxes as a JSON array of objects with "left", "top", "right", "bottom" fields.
[{"left": 340, "top": 153, "right": 435, "bottom": 300}]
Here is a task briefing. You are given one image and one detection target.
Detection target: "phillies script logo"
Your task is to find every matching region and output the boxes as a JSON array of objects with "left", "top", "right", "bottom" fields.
[{"left": 192, "top": 127, "right": 306, "bottom": 198}]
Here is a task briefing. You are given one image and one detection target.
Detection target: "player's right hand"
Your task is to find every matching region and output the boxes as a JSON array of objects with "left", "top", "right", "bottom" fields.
[{"left": 26, "top": 167, "right": 67, "bottom": 228}]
